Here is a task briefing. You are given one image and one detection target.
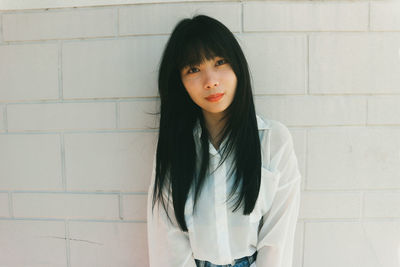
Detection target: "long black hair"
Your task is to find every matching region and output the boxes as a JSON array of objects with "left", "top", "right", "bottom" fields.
[{"left": 150, "top": 14, "right": 262, "bottom": 232}]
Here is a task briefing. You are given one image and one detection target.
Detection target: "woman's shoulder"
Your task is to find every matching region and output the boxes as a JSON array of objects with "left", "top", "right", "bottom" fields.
[
  {"left": 256, "top": 114, "right": 292, "bottom": 142},
  {"left": 256, "top": 114, "right": 295, "bottom": 168},
  {"left": 257, "top": 115, "right": 298, "bottom": 176}
]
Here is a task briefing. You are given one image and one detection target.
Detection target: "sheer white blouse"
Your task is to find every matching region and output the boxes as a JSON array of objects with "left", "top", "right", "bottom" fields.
[{"left": 147, "top": 114, "right": 301, "bottom": 267}]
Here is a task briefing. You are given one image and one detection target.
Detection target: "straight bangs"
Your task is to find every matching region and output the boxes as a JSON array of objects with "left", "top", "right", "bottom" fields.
[{"left": 175, "top": 23, "right": 236, "bottom": 74}]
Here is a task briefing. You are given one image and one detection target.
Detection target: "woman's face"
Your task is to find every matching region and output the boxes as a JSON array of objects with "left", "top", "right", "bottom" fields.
[{"left": 180, "top": 56, "right": 237, "bottom": 116}]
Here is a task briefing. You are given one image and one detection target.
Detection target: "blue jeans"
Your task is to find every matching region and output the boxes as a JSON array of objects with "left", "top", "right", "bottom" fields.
[{"left": 194, "top": 251, "right": 257, "bottom": 267}]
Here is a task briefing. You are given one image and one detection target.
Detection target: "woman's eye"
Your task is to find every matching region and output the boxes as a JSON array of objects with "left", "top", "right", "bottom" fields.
[
  {"left": 216, "top": 59, "right": 226, "bottom": 65},
  {"left": 185, "top": 59, "right": 227, "bottom": 74},
  {"left": 187, "top": 67, "right": 199, "bottom": 74}
]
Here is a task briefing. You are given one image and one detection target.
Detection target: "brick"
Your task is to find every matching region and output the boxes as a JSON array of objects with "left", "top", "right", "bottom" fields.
[
  {"left": 0, "top": 220, "right": 66, "bottom": 266},
  {"left": 300, "top": 191, "right": 361, "bottom": 219},
  {"left": 255, "top": 95, "right": 366, "bottom": 126},
  {"left": 62, "top": 37, "right": 167, "bottom": 98},
  {"left": 371, "top": 1, "right": 400, "bottom": 31},
  {"left": 307, "top": 127, "right": 400, "bottom": 190},
  {"left": 310, "top": 34, "right": 400, "bottom": 94},
  {"left": 244, "top": 1, "right": 368, "bottom": 32},
  {"left": 64, "top": 132, "right": 157, "bottom": 192},
  {"left": 304, "top": 222, "right": 387, "bottom": 267},
  {"left": 364, "top": 192, "right": 400, "bottom": 218},
  {"left": 122, "top": 194, "right": 146, "bottom": 221},
  {"left": 2, "top": 8, "right": 115, "bottom": 41},
  {"left": 0, "top": 43, "right": 58, "bottom": 101},
  {"left": 13, "top": 193, "right": 119, "bottom": 219},
  {"left": 358, "top": 221, "right": 400, "bottom": 267},
  {"left": 7, "top": 102, "right": 116, "bottom": 131},
  {"left": 69, "top": 221, "right": 148, "bottom": 266},
  {"left": 238, "top": 34, "right": 307, "bottom": 95},
  {"left": 0, "top": 134, "right": 62, "bottom": 190},
  {"left": 119, "top": 3, "right": 240, "bottom": 35},
  {"left": 118, "top": 100, "right": 159, "bottom": 129},
  {"left": 367, "top": 96, "right": 400, "bottom": 125}
]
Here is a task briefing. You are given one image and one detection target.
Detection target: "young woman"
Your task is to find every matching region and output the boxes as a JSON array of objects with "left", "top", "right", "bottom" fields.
[{"left": 147, "top": 14, "right": 301, "bottom": 267}]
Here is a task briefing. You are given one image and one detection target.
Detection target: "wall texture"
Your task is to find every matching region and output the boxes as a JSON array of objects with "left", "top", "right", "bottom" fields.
[{"left": 0, "top": 1, "right": 400, "bottom": 266}]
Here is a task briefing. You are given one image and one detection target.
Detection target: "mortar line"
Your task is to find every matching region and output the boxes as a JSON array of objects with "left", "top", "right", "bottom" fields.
[
  {"left": 8, "top": 192, "right": 14, "bottom": 218},
  {"left": 119, "top": 193, "right": 124, "bottom": 220},
  {"left": 306, "top": 34, "right": 310, "bottom": 95},
  {"left": 366, "top": 96, "right": 369, "bottom": 126},
  {"left": 0, "top": 13, "right": 4, "bottom": 43},
  {"left": 240, "top": 0, "right": 244, "bottom": 34},
  {"left": 56, "top": 41, "right": 62, "bottom": 101},
  {"left": 116, "top": 7, "right": 120, "bottom": 37},
  {"left": 116, "top": 102, "right": 119, "bottom": 129},
  {"left": 301, "top": 222, "right": 306, "bottom": 267},
  {"left": 61, "top": 133, "right": 67, "bottom": 191},
  {"left": 4, "top": 104, "right": 8, "bottom": 133},
  {"left": 368, "top": 0, "right": 371, "bottom": 32},
  {"left": 304, "top": 128, "right": 308, "bottom": 191},
  {"left": 65, "top": 220, "right": 71, "bottom": 267}
]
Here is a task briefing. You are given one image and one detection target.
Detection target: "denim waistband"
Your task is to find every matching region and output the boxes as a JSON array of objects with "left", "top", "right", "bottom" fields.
[{"left": 194, "top": 250, "right": 257, "bottom": 267}]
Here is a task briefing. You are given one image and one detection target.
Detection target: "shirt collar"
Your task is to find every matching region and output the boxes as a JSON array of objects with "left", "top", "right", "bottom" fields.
[{"left": 193, "top": 114, "right": 270, "bottom": 156}]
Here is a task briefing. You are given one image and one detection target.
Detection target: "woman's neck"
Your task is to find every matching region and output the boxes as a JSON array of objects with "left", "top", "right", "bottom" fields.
[{"left": 202, "top": 110, "right": 227, "bottom": 150}]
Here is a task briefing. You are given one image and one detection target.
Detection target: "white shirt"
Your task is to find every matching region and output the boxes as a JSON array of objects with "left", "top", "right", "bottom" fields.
[{"left": 147, "top": 114, "right": 301, "bottom": 267}]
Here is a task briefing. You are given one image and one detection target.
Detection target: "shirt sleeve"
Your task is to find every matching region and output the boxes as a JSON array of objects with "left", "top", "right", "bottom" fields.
[
  {"left": 146, "top": 149, "right": 197, "bottom": 267},
  {"left": 255, "top": 122, "right": 302, "bottom": 267}
]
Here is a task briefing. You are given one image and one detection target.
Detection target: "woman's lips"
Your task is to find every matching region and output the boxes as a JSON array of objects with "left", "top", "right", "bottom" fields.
[{"left": 205, "top": 93, "right": 224, "bottom": 102}]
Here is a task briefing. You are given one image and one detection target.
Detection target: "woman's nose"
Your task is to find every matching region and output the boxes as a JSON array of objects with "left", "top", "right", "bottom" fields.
[{"left": 203, "top": 70, "right": 219, "bottom": 89}]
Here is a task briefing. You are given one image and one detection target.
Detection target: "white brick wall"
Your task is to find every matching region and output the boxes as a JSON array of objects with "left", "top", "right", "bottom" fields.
[{"left": 0, "top": 1, "right": 399, "bottom": 266}]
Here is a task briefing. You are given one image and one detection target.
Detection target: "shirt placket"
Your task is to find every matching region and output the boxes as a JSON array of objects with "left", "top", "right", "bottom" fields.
[{"left": 211, "top": 149, "right": 233, "bottom": 265}]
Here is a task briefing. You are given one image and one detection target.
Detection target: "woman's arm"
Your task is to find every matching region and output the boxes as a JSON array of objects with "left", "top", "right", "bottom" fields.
[
  {"left": 147, "top": 150, "right": 197, "bottom": 267},
  {"left": 256, "top": 122, "right": 302, "bottom": 267}
]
